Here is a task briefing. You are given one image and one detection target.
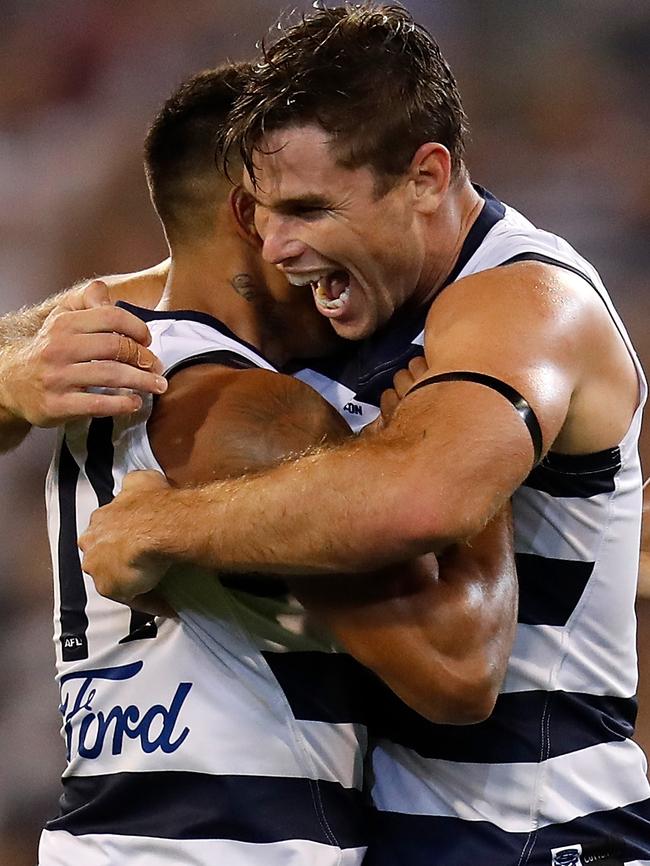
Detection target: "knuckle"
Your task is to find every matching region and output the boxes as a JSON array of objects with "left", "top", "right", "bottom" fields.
[
  {"left": 40, "top": 337, "right": 66, "bottom": 365},
  {"left": 41, "top": 365, "right": 66, "bottom": 391},
  {"left": 49, "top": 310, "right": 71, "bottom": 334},
  {"left": 109, "top": 307, "right": 139, "bottom": 337},
  {"left": 41, "top": 393, "right": 61, "bottom": 421},
  {"left": 107, "top": 333, "right": 121, "bottom": 356},
  {"left": 88, "top": 393, "right": 108, "bottom": 415}
]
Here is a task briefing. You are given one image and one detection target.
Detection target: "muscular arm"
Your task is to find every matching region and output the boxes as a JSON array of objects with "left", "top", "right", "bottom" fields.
[
  {"left": 143, "top": 363, "right": 517, "bottom": 723},
  {"left": 0, "top": 260, "right": 168, "bottom": 453},
  {"left": 81, "top": 262, "right": 638, "bottom": 576}
]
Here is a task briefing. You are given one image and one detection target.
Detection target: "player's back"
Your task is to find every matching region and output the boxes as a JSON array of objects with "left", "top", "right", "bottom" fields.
[{"left": 41, "top": 305, "right": 368, "bottom": 866}]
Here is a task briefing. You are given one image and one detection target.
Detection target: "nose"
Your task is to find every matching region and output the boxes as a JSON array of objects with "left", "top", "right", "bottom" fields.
[{"left": 258, "top": 211, "right": 307, "bottom": 266}]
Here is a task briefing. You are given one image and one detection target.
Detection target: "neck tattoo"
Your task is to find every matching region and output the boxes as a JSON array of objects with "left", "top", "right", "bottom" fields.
[{"left": 231, "top": 273, "right": 258, "bottom": 302}]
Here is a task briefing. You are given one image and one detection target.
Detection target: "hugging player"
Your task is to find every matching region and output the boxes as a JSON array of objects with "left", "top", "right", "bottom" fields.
[{"left": 82, "top": 5, "right": 650, "bottom": 865}]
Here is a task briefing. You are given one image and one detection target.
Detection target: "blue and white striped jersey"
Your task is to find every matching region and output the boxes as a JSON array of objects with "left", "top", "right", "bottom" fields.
[
  {"left": 296, "top": 187, "right": 650, "bottom": 866},
  {"left": 40, "top": 309, "right": 369, "bottom": 865}
]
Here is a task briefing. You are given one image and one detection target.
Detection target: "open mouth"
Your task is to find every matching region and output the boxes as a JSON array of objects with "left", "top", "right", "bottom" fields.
[
  {"left": 285, "top": 268, "right": 352, "bottom": 316},
  {"left": 311, "top": 271, "right": 350, "bottom": 310}
]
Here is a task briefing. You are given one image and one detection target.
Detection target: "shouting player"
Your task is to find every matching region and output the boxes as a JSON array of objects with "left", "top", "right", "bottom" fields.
[{"left": 82, "top": 6, "right": 650, "bottom": 865}]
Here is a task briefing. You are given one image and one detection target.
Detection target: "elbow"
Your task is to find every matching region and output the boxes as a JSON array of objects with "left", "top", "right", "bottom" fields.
[
  {"left": 391, "top": 487, "right": 491, "bottom": 558},
  {"left": 400, "top": 662, "right": 502, "bottom": 726},
  {"left": 436, "top": 676, "right": 500, "bottom": 725}
]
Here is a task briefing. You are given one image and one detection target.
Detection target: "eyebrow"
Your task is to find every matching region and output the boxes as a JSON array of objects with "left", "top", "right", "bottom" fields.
[{"left": 253, "top": 192, "right": 333, "bottom": 212}]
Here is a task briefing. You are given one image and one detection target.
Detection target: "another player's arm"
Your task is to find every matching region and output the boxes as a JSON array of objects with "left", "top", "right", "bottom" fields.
[
  {"left": 141, "top": 364, "right": 517, "bottom": 723},
  {"left": 81, "top": 261, "right": 637, "bottom": 579},
  {"left": 0, "top": 262, "right": 169, "bottom": 453},
  {"left": 294, "top": 510, "right": 516, "bottom": 723}
]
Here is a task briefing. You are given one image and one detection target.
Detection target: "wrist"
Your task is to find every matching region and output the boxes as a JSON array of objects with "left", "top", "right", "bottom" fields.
[
  {"left": 154, "top": 485, "right": 222, "bottom": 568},
  {"left": 0, "top": 341, "right": 29, "bottom": 418},
  {"left": 0, "top": 363, "right": 31, "bottom": 443}
]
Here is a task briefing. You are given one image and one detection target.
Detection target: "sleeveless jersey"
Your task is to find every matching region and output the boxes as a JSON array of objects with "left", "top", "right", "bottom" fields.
[
  {"left": 39, "top": 308, "right": 368, "bottom": 866},
  {"left": 295, "top": 187, "right": 650, "bottom": 866}
]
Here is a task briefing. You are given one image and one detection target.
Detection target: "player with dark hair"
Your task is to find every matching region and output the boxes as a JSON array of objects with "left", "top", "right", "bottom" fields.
[
  {"left": 33, "top": 59, "right": 517, "bottom": 865},
  {"left": 82, "top": 5, "right": 650, "bottom": 865}
]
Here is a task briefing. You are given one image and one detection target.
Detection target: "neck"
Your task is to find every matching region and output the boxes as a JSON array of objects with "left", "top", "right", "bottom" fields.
[
  {"left": 158, "top": 232, "right": 340, "bottom": 367},
  {"left": 415, "top": 175, "right": 484, "bottom": 306}
]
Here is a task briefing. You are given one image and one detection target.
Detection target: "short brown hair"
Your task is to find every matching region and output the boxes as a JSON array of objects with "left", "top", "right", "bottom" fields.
[
  {"left": 144, "top": 63, "right": 250, "bottom": 243},
  {"left": 225, "top": 4, "right": 468, "bottom": 192}
]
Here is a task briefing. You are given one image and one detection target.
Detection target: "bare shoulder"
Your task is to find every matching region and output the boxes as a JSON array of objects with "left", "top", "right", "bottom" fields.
[
  {"left": 101, "top": 259, "right": 171, "bottom": 307},
  {"left": 422, "top": 261, "right": 638, "bottom": 453},
  {"left": 148, "top": 363, "right": 350, "bottom": 486},
  {"left": 427, "top": 261, "right": 605, "bottom": 355}
]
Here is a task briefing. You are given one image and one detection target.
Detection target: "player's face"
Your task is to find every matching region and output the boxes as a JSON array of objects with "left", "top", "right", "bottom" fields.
[{"left": 246, "top": 124, "right": 427, "bottom": 340}]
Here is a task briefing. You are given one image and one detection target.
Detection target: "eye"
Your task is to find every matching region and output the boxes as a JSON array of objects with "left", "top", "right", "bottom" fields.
[
  {"left": 289, "top": 205, "right": 329, "bottom": 221},
  {"left": 300, "top": 208, "right": 327, "bottom": 221}
]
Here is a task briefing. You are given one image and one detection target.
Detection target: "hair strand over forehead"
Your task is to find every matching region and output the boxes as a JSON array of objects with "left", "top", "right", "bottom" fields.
[{"left": 221, "top": 2, "right": 468, "bottom": 191}]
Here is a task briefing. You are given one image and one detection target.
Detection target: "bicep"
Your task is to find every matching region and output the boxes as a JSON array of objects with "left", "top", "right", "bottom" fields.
[
  {"left": 420, "top": 263, "right": 581, "bottom": 455},
  {"left": 374, "top": 266, "right": 584, "bottom": 546}
]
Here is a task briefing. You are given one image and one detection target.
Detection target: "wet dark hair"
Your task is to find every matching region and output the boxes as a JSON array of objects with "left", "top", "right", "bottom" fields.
[
  {"left": 224, "top": 4, "right": 468, "bottom": 193},
  {"left": 144, "top": 63, "right": 250, "bottom": 242}
]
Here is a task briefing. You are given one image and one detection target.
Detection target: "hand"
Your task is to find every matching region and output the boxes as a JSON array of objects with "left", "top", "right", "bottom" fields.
[
  {"left": 79, "top": 470, "right": 174, "bottom": 605},
  {"left": 379, "top": 354, "right": 429, "bottom": 421},
  {"left": 0, "top": 280, "right": 167, "bottom": 427}
]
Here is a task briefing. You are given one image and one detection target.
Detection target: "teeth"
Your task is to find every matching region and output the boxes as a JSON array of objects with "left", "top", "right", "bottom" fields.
[
  {"left": 285, "top": 271, "right": 351, "bottom": 309},
  {"left": 286, "top": 273, "right": 319, "bottom": 286},
  {"left": 286, "top": 271, "right": 333, "bottom": 287},
  {"left": 315, "top": 283, "right": 350, "bottom": 310}
]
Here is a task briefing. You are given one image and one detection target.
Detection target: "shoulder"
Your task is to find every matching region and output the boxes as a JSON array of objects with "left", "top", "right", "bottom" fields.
[
  {"left": 148, "top": 363, "right": 351, "bottom": 486},
  {"left": 423, "top": 260, "right": 618, "bottom": 376},
  {"left": 103, "top": 259, "right": 171, "bottom": 307},
  {"left": 428, "top": 261, "right": 602, "bottom": 334},
  {"left": 420, "top": 260, "right": 638, "bottom": 454}
]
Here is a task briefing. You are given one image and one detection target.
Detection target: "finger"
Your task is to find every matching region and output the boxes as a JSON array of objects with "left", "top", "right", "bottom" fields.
[
  {"left": 71, "top": 333, "right": 163, "bottom": 374},
  {"left": 82, "top": 279, "right": 112, "bottom": 309},
  {"left": 408, "top": 355, "right": 428, "bottom": 379},
  {"left": 68, "top": 361, "right": 167, "bottom": 395},
  {"left": 55, "top": 391, "right": 145, "bottom": 420},
  {"left": 392, "top": 367, "right": 415, "bottom": 398},
  {"left": 59, "top": 280, "right": 110, "bottom": 313},
  {"left": 380, "top": 387, "right": 399, "bottom": 419},
  {"left": 53, "top": 306, "right": 153, "bottom": 347},
  {"left": 121, "top": 469, "right": 168, "bottom": 493}
]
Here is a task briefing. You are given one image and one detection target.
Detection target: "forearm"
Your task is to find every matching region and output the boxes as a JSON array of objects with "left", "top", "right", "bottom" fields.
[
  {"left": 158, "top": 391, "right": 528, "bottom": 576},
  {"left": 293, "top": 559, "right": 482, "bottom": 723},
  {"left": 0, "top": 399, "right": 31, "bottom": 453},
  {"left": 160, "top": 432, "right": 442, "bottom": 574},
  {"left": 0, "top": 289, "right": 77, "bottom": 451},
  {"left": 292, "top": 508, "right": 516, "bottom": 723},
  {"left": 0, "top": 295, "right": 64, "bottom": 451},
  {"left": 0, "top": 290, "right": 69, "bottom": 343}
]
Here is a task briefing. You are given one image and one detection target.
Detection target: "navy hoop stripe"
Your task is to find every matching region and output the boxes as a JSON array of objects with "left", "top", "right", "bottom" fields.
[
  {"left": 363, "top": 800, "right": 649, "bottom": 866},
  {"left": 48, "top": 772, "right": 369, "bottom": 848}
]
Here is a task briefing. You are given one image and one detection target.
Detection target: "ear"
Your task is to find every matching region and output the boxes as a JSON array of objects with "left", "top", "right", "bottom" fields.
[
  {"left": 409, "top": 143, "right": 451, "bottom": 215},
  {"left": 229, "top": 186, "right": 260, "bottom": 245}
]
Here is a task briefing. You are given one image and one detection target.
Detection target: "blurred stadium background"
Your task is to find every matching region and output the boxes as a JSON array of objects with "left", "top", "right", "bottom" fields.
[{"left": 1, "top": 1, "right": 649, "bottom": 862}]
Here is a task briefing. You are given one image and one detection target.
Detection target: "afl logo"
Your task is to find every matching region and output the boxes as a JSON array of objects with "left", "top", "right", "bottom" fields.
[{"left": 551, "top": 845, "right": 583, "bottom": 866}]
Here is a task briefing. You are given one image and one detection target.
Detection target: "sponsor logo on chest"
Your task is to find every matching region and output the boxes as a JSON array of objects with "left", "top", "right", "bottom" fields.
[{"left": 59, "top": 660, "right": 192, "bottom": 761}]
